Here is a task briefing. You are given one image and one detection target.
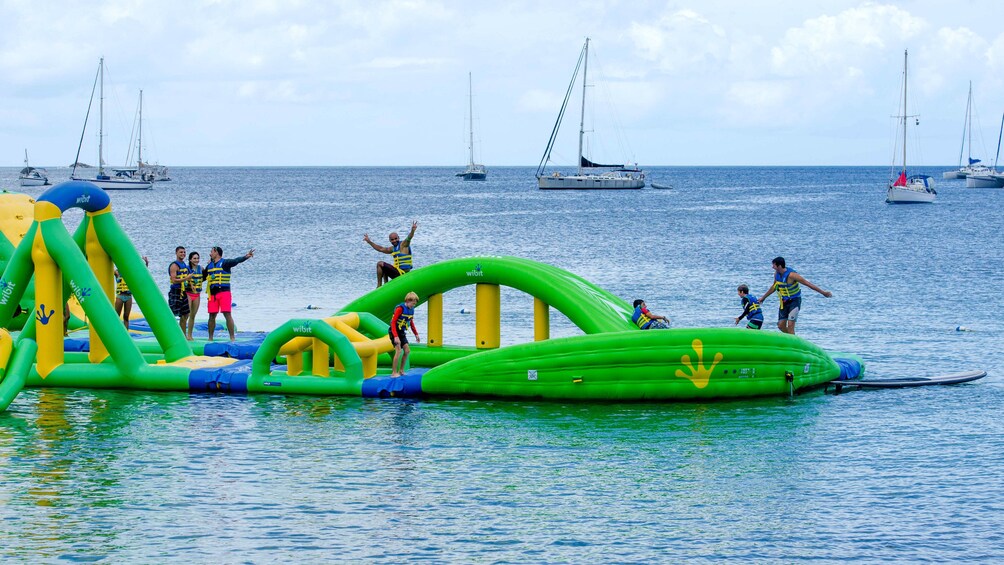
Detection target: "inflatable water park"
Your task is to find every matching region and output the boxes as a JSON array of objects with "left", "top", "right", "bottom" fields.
[{"left": 7, "top": 180, "right": 984, "bottom": 413}]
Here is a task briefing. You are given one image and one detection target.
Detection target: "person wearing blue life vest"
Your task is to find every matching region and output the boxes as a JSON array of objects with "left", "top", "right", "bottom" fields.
[
  {"left": 168, "top": 246, "right": 192, "bottom": 332},
  {"left": 632, "top": 299, "right": 671, "bottom": 329},
  {"left": 363, "top": 220, "right": 417, "bottom": 288},
  {"left": 734, "top": 284, "right": 764, "bottom": 330},
  {"left": 205, "top": 246, "right": 254, "bottom": 342},
  {"left": 759, "top": 257, "right": 831, "bottom": 334},
  {"left": 389, "top": 291, "right": 421, "bottom": 377}
]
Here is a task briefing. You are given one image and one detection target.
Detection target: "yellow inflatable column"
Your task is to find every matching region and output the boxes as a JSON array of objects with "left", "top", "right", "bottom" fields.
[
  {"left": 287, "top": 352, "right": 303, "bottom": 376},
  {"left": 312, "top": 338, "right": 329, "bottom": 377},
  {"left": 534, "top": 297, "right": 550, "bottom": 341},
  {"left": 475, "top": 283, "right": 500, "bottom": 349},
  {"left": 427, "top": 293, "right": 443, "bottom": 347},
  {"left": 31, "top": 221, "right": 63, "bottom": 378},
  {"left": 85, "top": 220, "right": 112, "bottom": 363}
]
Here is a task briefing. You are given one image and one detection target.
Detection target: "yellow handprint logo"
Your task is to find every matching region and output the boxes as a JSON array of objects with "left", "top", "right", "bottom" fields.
[{"left": 675, "top": 339, "right": 723, "bottom": 389}]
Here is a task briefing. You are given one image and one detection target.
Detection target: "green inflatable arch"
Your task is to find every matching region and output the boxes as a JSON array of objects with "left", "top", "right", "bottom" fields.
[{"left": 339, "top": 256, "right": 638, "bottom": 334}]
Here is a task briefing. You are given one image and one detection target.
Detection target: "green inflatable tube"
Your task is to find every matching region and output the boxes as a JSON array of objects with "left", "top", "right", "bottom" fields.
[
  {"left": 0, "top": 339, "right": 38, "bottom": 412},
  {"left": 339, "top": 256, "right": 637, "bottom": 333},
  {"left": 420, "top": 328, "right": 839, "bottom": 400}
]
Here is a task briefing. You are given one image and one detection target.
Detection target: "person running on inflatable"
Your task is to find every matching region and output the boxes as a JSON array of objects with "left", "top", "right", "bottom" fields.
[
  {"left": 734, "top": 284, "right": 764, "bottom": 330},
  {"left": 759, "top": 256, "right": 831, "bottom": 334},
  {"left": 632, "top": 299, "right": 671, "bottom": 329},
  {"left": 363, "top": 221, "right": 417, "bottom": 288},
  {"left": 389, "top": 292, "right": 421, "bottom": 377}
]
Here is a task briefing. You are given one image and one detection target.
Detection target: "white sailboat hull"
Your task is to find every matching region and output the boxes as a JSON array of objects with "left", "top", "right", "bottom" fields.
[
  {"left": 942, "top": 170, "right": 967, "bottom": 179},
  {"left": 72, "top": 176, "right": 153, "bottom": 190},
  {"left": 538, "top": 174, "right": 644, "bottom": 190},
  {"left": 886, "top": 183, "right": 935, "bottom": 203},
  {"left": 965, "top": 174, "right": 1004, "bottom": 188},
  {"left": 18, "top": 177, "right": 48, "bottom": 187}
]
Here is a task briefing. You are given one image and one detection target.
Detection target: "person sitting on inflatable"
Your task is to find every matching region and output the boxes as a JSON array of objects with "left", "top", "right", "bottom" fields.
[{"left": 632, "top": 299, "right": 670, "bottom": 329}]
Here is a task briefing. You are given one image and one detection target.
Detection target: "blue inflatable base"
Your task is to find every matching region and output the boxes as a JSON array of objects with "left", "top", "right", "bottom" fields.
[
  {"left": 833, "top": 357, "right": 864, "bottom": 381},
  {"left": 361, "top": 369, "right": 427, "bottom": 398}
]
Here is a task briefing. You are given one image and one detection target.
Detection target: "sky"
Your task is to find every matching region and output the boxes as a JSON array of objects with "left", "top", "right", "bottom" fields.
[{"left": 2, "top": 0, "right": 1004, "bottom": 167}]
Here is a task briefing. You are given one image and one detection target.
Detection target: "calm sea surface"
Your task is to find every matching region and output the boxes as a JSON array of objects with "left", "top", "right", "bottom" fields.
[{"left": 1, "top": 166, "right": 1003, "bottom": 562}]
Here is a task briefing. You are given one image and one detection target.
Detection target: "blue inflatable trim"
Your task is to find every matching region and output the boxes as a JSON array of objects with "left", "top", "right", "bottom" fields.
[
  {"left": 37, "top": 181, "right": 111, "bottom": 213},
  {"left": 188, "top": 359, "right": 253, "bottom": 392},
  {"left": 203, "top": 334, "right": 267, "bottom": 359},
  {"left": 361, "top": 369, "right": 426, "bottom": 398},
  {"left": 833, "top": 357, "right": 863, "bottom": 381}
]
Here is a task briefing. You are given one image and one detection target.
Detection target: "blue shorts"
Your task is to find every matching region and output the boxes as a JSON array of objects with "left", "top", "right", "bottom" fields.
[{"left": 778, "top": 296, "right": 801, "bottom": 322}]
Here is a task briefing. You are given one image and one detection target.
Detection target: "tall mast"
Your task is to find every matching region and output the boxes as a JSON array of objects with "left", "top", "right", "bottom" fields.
[
  {"left": 467, "top": 73, "right": 474, "bottom": 167},
  {"left": 98, "top": 56, "right": 104, "bottom": 175},
  {"left": 577, "top": 38, "right": 589, "bottom": 176},
  {"left": 967, "top": 81, "right": 972, "bottom": 165},
  {"left": 138, "top": 89, "right": 143, "bottom": 166},
  {"left": 901, "top": 50, "right": 907, "bottom": 174}
]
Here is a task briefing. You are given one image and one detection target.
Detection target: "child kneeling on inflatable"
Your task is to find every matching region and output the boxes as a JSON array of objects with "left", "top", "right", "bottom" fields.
[
  {"left": 389, "top": 292, "right": 421, "bottom": 377},
  {"left": 632, "top": 299, "right": 670, "bottom": 329}
]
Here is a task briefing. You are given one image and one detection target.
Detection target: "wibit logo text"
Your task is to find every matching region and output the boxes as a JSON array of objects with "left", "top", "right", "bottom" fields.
[
  {"left": 466, "top": 264, "right": 484, "bottom": 277},
  {"left": 76, "top": 194, "right": 91, "bottom": 205}
]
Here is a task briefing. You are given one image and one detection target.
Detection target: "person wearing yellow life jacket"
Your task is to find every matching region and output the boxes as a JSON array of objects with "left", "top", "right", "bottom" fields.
[
  {"left": 168, "top": 246, "right": 192, "bottom": 332},
  {"left": 205, "top": 245, "right": 254, "bottom": 342},
  {"left": 734, "top": 284, "right": 764, "bottom": 330},
  {"left": 631, "top": 299, "right": 671, "bottom": 329},
  {"left": 363, "top": 220, "right": 417, "bottom": 288},
  {"left": 114, "top": 256, "right": 149, "bottom": 330},
  {"left": 759, "top": 256, "right": 832, "bottom": 334},
  {"left": 184, "top": 251, "right": 204, "bottom": 341},
  {"left": 388, "top": 291, "right": 421, "bottom": 377}
]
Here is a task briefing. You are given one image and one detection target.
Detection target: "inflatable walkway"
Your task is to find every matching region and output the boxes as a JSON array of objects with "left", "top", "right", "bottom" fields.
[{"left": 1, "top": 182, "right": 866, "bottom": 412}]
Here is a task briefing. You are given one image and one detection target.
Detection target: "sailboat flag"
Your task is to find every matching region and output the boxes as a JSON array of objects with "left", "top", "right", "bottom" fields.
[{"left": 893, "top": 172, "right": 908, "bottom": 186}]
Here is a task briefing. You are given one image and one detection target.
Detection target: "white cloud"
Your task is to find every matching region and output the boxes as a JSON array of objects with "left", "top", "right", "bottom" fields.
[{"left": 628, "top": 9, "right": 729, "bottom": 74}]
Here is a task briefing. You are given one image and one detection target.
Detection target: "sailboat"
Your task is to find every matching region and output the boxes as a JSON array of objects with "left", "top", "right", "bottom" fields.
[
  {"left": 536, "top": 38, "right": 645, "bottom": 190},
  {"left": 18, "top": 149, "right": 50, "bottom": 187},
  {"left": 943, "top": 82, "right": 989, "bottom": 180},
  {"left": 71, "top": 58, "right": 153, "bottom": 190},
  {"left": 456, "top": 72, "right": 487, "bottom": 181},
  {"left": 886, "top": 50, "right": 936, "bottom": 204},
  {"left": 134, "top": 90, "right": 171, "bottom": 182}
]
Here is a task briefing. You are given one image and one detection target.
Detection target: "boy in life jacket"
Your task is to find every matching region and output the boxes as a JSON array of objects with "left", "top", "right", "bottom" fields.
[
  {"left": 632, "top": 299, "right": 671, "bottom": 329},
  {"left": 759, "top": 256, "right": 832, "bottom": 334},
  {"left": 363, "top": 220, "right": 417, "bottom": 288},
  {"left": 734, "top": 284, "right": 764, "bottom": 330},
  {"left": 389, "top": 291, "right": 421, "bottom": 377}
]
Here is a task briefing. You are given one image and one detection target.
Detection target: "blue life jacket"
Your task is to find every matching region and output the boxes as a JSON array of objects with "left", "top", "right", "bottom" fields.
[
  {"left": 206, "top": 259, "right": 231, "bottom": 292},
  {"left": 169, "top": 260, "right": 190, "bottom": 291},
  {"left": 392, "top": 243, "right": 413, "bottom": 272},
  {"left": 394, "top": 303, "right": 415, "bottom": 331},
  {"left": 742, "top": 295, "right": 764, "bottom": 321},
  {"left": 631, "top": 305, "right": 653, "bottom": 329},
  {"left": 774, "top": 268, "right": 801, "bottom": 302}
]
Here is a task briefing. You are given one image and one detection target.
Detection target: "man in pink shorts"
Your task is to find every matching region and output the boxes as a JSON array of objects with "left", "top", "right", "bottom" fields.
[{"left": 205, "top": 246, "right": 254, "bottom": 342}]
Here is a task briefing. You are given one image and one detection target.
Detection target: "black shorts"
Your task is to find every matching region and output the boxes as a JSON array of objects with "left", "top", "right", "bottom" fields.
[
  {"left": 389, "top": 327, "right": 409, "bottom": 345},
  {"left": 778, "top": 296, "right": 801, "bottom": 322},
  {"left": 169, "top": 287, "right": 190, "bottom": 318},
  {"left": 746, "top": 318, "right": 763, "bottom": 330}
]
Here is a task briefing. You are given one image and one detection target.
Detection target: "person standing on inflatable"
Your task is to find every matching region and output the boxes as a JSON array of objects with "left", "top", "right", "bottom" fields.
[
  {"left": 363, "top": 221, "right": 417, "bottom": 288},
  {"left": 205, "top": 246, "right": 254, "bottom": 342},
  {"left": 759, "top": 257, "right": 831, "bottom": 334},
  {"left": 168, "top": 246, "right": 192, "bottom": 332},
  {"left": 734, "top": 284, "right": 764, "bottom": 330},
  {"left": 389, "top": 292, "right": 421, "bottom": 377}
]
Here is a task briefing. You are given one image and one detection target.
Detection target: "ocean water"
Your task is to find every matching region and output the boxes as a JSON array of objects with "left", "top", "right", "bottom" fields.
[{"left": 1, "top": 166, "right": 1003, "bottom": 562}]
